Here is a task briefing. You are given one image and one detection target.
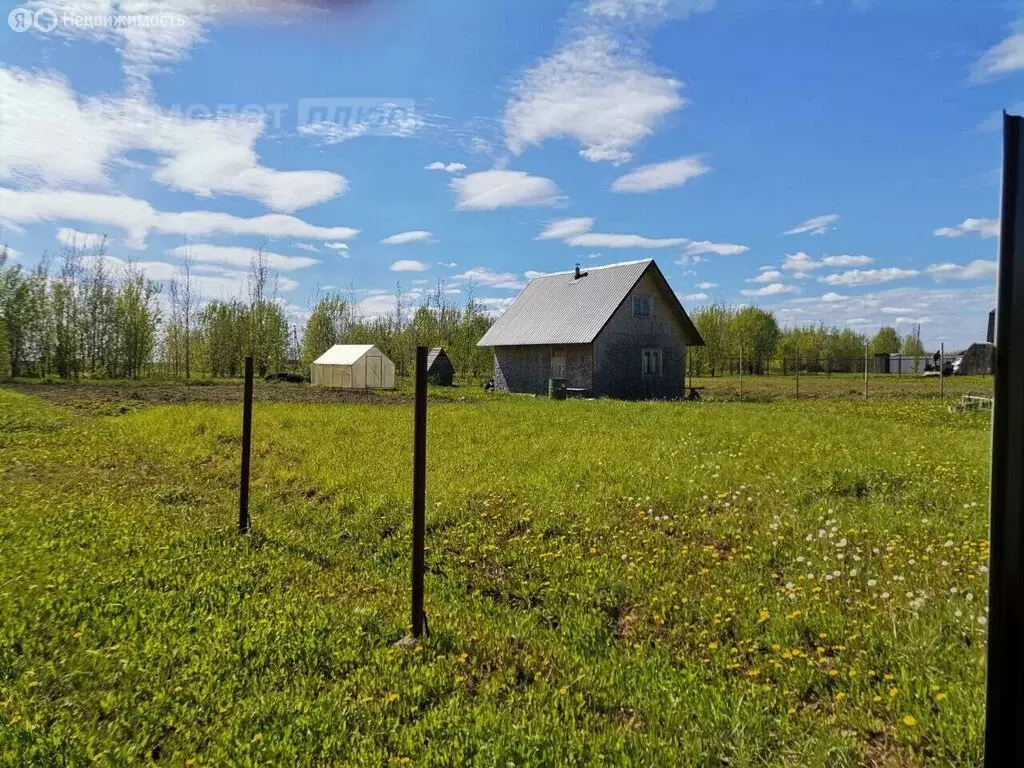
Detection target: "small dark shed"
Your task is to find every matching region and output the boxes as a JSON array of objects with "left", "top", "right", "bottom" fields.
[{"left": 426, "top": 347, "right": 455, "bottom": 386}]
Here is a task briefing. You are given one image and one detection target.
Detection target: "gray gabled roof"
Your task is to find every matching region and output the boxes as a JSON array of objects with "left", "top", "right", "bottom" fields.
[
  {"left": 477, "top": 259, "right": 704, "bottom": 347},
  {"left": 426, "top": 347, "right": 452, "bottom": 372}
]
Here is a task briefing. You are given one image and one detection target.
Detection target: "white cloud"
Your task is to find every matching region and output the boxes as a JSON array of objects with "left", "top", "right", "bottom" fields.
[
  {"left": 389, "top": 260, "right": 429, "bottom": 273},
  {"left": 820, "top": 292, "right": 848, "bottom": 303},
  {"left": 298, "top": 106, "right": 423, "bottom": 145},
  {"left": 822, "top": 254, "right": 873, "bottom": 267},
  {"left": 438, "top": 261, "right": 458, "bottom": 268},
  {"left": 56, "top": 227, "right": 107, "bottom": 250},
  {"left": 453, "top": 267, "right": 525, "bottom": 290},
  {"left": 972, "top": 30, "right": 1024, "bottom": 81},
  {"left": 782, "top": 252, "right": 873, "bottom": 272},
  {"left": 381, "top": 230, "right": 434, "bottom": 246},
  {"left": 1, "top": 246, "right": 22, "bottom": 260},
  {"left": 680, "top": 240, "right": 748, "bottom": 256},
  {"left": 0, "top": 188, "right": 359, "bottom": 249},
  {"left": 611, "top": 155, "right": 710, "bottom": 192},
  {"left": 781, "top": 251, "right": 823, "bottom": 271},
  {"left": 475, "top": 296, "right": 517, "bottom": 316},
  {"left": 294, "top": 243, "right": 320, "bottom": 252},
  {"left": 819, "top": 267, "right": 919, "bottom": 286},
  {"left": 357, "top": 287, "right": 423, "bottom": 319},
  {"left": 0, "top": 67, "right": 347, "bottom": 212},
  {"left": 933, "top": 218, "right": 999, "bottom": 238},
  {"left": 695, "top": 281, "right": 718, "bottom": 289},
  {"left": 524, "top": 270, "right": 553, "bottom": 280},
  {"left": 585, "top": 0, "right": 715, "bottom": 21},
  {"left": 426, "top": 161, "right": 467, "bottom": 173},
  {"left": 683, "top": 292, "right": 708, "bottom": 302},
  {"left": 503, "top": 34, "right": 683, "bottom": 163},
  {"left": 452, "top": 170, "right": 562, "bottom": 210},
  {"left": 568, "top": 232, "right": 688, "bottom": 249},
  {"left": 324, "top": 242, "right": 350, "bottom": 251},
  {"left": 740, "top": 283, "right": 799, "bottom": 297},
  {"left": 167, "top": 244, "right": 318, "bottom": 271},
  {"left": 538, "top": 216, "right": 742, "bottom": 253},
  {"left": 747, "top": 269, "right": 784, "bottom": 283},
  {"left": 85, "top": 253, "right": 298, "bottom": 300},
  {"left": 925, "top": 260, "right": 998, "bottom": 281},
  {"left": 537, "top": 217, "right": 595, "bottom": 240},
  {"left": 783, "top": 214, "right": 839, "bottom": 236}
]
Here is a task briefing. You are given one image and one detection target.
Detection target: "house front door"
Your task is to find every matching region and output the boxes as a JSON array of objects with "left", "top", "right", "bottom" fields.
[{"left": 551, "top": 346, "right": 567, "bottom": 379}]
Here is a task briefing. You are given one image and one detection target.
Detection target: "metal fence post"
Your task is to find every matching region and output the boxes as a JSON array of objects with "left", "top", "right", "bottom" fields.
[
  {"left": 985, "top": 110, "right": 1024, "bottom": 766},
  {"left": 239, "top": 355, "right": 254, "bottom": 535},
  {"left": 864, "top": 343, "right": 869, "bottom": 399},
  {"left": 795, "top": 346, "right": 800, "bottom": 398},
  {"left": 411, "top": 345, "right": 428, "bottom": 637},
  {"left": 940, "top": 342, "right": 945, "bottom": 402},
  {"left": 739, "top": 345, "right": 743, "bottom": 399}
]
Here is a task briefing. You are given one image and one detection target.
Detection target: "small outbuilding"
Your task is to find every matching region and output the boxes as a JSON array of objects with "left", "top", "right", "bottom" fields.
[
  {"left": 426, "top": 348, "right": 455, "bottom": 386},
  {"left": 310, "top": 344, "right": 396, "bottom": 389}
]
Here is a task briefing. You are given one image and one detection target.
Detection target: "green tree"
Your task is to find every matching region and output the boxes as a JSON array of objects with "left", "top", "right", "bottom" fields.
[
  {"left": 692, "top": 304, "right": 733, "bottom": 376},
  {"left": 731, "top": 306, "right": 780, "bottom": 374},
  {"left": 301, "top": 294, "right": 353, "bottom": 368},
  {"left": 871, "top": 326, "right": 901, "bottom": 354}
]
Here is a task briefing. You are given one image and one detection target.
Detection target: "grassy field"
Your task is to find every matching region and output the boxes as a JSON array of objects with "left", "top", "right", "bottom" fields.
[{"left": 0, "top": 386, "right": 991, "bottom": 766}]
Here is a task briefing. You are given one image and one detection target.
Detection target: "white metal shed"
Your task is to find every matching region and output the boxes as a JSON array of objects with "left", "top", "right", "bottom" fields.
[{"left": 310, "top": 344, "right": 396, "bottom": 389}]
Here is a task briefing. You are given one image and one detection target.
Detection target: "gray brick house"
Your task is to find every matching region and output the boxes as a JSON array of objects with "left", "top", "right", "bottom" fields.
[{"left": 477, "top": 259, "right": 704, "bottom": 399}]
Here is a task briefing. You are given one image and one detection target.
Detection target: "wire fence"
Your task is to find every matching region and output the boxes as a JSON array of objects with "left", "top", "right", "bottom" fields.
[{"left": 697, "top": 354, "right": 969, "bottom": 377}]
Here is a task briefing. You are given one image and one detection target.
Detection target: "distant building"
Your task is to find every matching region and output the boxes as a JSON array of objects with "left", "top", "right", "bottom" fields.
[
  {"left": 310, "top": 344, "right": 396, "bottom": 389},
  {"left": 477, "top": 259, "right": 704, "bottom": 399},
  {"left": 425, "top": 348, "right": 455, "bottom": 386}
]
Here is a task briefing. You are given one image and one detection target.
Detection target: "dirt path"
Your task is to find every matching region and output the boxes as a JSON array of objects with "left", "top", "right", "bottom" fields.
[{"left": 0, "top": 382, "right": 444, "bottom": 413}]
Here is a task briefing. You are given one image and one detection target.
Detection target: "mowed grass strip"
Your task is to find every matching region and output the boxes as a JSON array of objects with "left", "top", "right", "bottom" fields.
[{"left": 0, "top": 389, "right": 991, "bottom": 766}]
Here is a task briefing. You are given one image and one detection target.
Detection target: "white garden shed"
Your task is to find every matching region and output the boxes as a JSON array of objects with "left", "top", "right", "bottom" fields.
[{"left": 310, "top": 344, "right": 396, "bottom": 389}]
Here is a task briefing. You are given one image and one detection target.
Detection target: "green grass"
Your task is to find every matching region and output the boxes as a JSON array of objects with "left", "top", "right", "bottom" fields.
[{"left": 0, "top": 389, "right": 991, "bottom": 766}]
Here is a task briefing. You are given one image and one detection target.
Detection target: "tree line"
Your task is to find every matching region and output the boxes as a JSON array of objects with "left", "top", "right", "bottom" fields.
[
  {"left": 0, "top": 242, "right": 494, "bottom": 382},
  {"left": 689, "top": 303, "right": 929, "bottom": 376}
]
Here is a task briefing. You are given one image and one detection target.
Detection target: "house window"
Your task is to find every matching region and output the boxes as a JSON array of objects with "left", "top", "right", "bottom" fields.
[
  {"left": 642, "top": 348, "right": 663, "bottom": 376},
  {"left": 632, "top": 296, "right": 651, "bottom": 318}
]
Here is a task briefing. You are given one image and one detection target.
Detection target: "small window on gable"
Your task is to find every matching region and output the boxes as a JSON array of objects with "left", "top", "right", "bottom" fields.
[
  {"left": 632, "top": 296, "right": 651, "bottom": 318},
  {"left": 642, "top": 348, "right": 663, "bottom": 377}
]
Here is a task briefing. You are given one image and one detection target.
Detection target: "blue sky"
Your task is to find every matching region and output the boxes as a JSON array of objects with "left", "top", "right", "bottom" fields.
[{"left": 1, "top": 0, "right": 1021, "bottom": 348}]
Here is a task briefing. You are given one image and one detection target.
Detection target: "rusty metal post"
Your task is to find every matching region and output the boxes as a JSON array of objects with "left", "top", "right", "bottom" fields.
[
  {"left": 239, "top": 355, "right": 253, "bottom": 535},
  {"left": 411, "top": 346, "right": 427, "bottom": 637}
]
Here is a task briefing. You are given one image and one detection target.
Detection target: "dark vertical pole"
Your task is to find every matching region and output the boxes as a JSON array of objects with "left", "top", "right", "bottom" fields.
[
  {"left": 940, "top": 342, "right": 945, "bottom": 402},
  {"left": 411, "top": 345, "right": 428, "bottom": 637},
  {"left": 986, "top": 112, "right": 1024, "bottom": 766},
  {"left": 239, "top": 355, "right": 254, "bottom": 535}
]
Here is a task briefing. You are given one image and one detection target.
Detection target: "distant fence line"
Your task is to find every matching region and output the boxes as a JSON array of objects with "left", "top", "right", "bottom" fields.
[{"left": 690, "top": 354, "right": 973, "bottom": 377}]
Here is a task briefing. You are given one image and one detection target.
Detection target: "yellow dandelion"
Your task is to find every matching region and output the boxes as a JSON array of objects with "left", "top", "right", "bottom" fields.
[
  {"left": 903, "top": 715, "right": 916, "bottom": 727},
  {"left": 889, "top": 688, "right": 899, "bottom": 697}
]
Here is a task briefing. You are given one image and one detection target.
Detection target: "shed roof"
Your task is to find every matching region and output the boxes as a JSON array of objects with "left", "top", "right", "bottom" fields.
[
  {"left": 426, "top": 347, "right": 452, "bottom": 372},
  {"left": 312, "top": 344, "right": 380, "bottom": 366},
  {"left": 477, "top": 259, "right": 703, "bottom": 347}
]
